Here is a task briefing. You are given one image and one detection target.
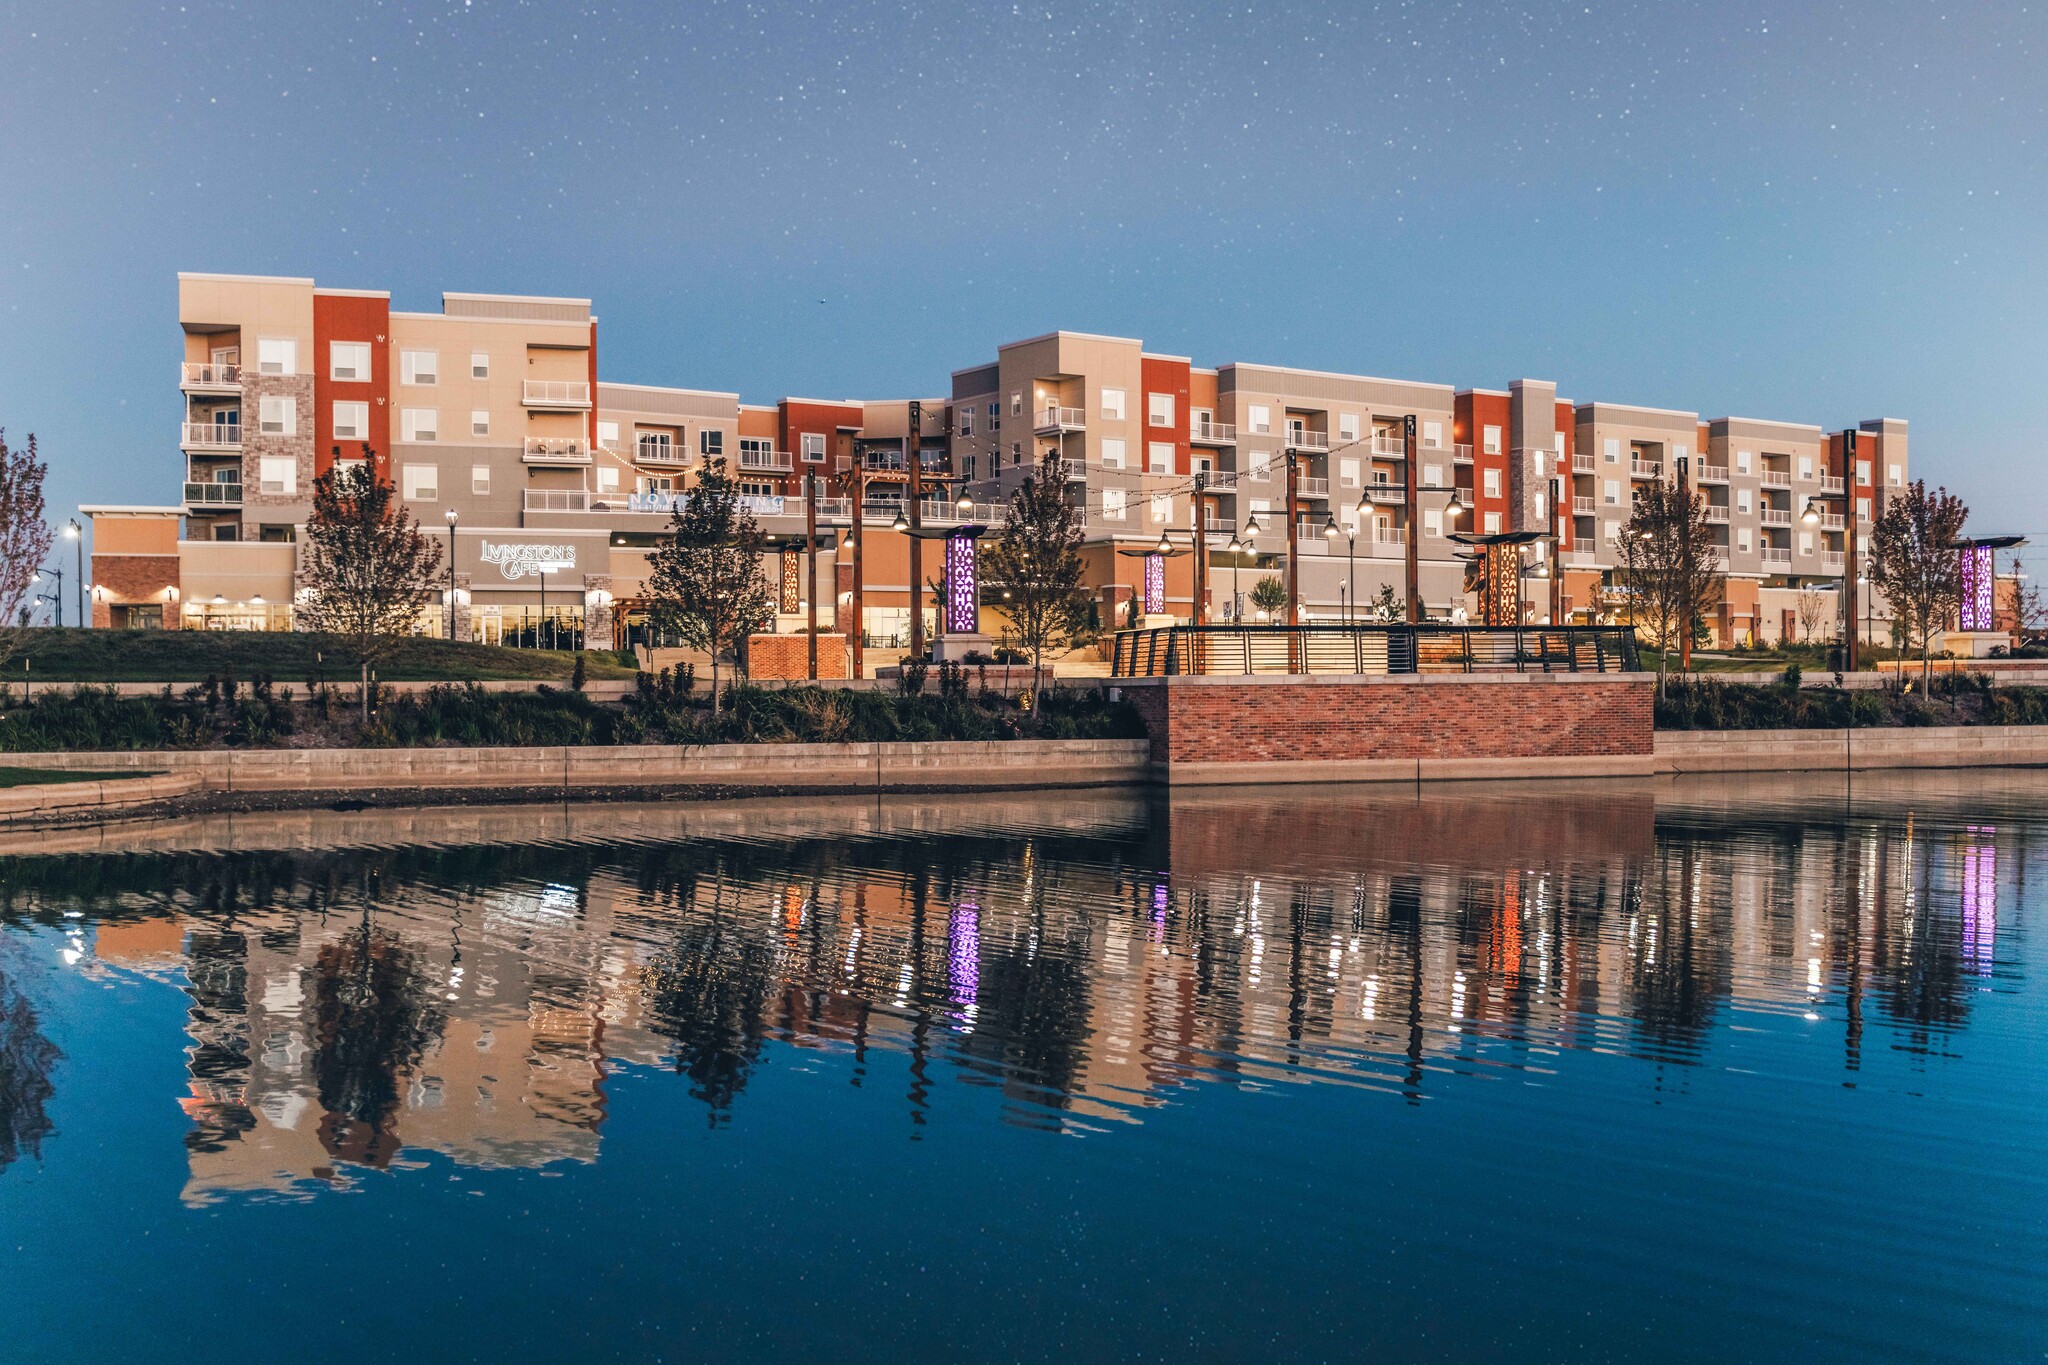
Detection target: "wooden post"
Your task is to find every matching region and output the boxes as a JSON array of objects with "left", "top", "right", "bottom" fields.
[
  {"left": 805, "top": 473, "right": 819, "bottom": 680},
  {"left": 1403, "top": 414, "right": 1421, "bottom": 624},
  {"left": 849, "top": 468, "right": 865, "bottom": 679},
  {"left": 908, "top": 401, "right": 925, "bottom": 658},
  {"left": 1843, "top": 428, "right": 1859, "bottom": 674},
  {"left": 1284, "top": 452, "right": 1300, "bottom": 626}
]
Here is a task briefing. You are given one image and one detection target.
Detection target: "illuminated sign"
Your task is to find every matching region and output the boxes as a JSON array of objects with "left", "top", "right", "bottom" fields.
[
  {"left": 1959, "top": 544, "right": 1994, "bottom": 630},
  {"left": 779, "top": 547, "right": 801, "bottom": 614},
  {"left": 945, "top": 535, "right": 978, "bottom": 634},
  {"left": 1143, "top": 553, "right": 1165, "bottom": 616},
  {"left": 479, "top": 541, "right": 576, "bottom": 581},
  {"left": 626, "top": 492, "right": 788, "bottom": 517}
]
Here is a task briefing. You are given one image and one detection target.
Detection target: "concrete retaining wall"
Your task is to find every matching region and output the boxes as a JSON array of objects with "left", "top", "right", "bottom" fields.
[
  {"left": 0, "top": 772, "right": 202, "bottom": 824},
  {"left": 1655, "top": 725, "right": 2048, "bottom": 774},
  {"left": 0, "top": 739, "right": 1153, "bottom": 797}
]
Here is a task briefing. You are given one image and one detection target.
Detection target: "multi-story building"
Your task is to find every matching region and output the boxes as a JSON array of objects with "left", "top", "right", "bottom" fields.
[{"left": 89, "top": 273, "right": 1909, "bottom": 657}]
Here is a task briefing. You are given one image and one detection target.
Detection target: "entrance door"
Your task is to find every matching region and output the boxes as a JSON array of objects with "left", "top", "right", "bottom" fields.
[{"left": 477, "top": 608, "right": 503, "bottom": 646}]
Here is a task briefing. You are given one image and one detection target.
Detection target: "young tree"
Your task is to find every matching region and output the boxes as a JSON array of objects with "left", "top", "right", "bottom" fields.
[
  {"left": 0, "top": 431, "right": 54, "bottom": 673},
  {"left": 1369, "top": 583, "right": 1404, "bottom": 623},
  {"left": 1249, "top": 574, "right": 1290, "bottom": 619},
  {"left": 1869, "top": 479, "right": 1968, "bottom": 691},
  {"left": 981, "top": 449, "right": 1090, "bottom": 687},
  {"left": 2006, "top": 574, "right": 2047, "bottom": 646},
  {"left": 1618, "top": 478, "right": 1724, "bottom": 691},
  {"left": 645, "top": 456, "right": 774, "bottom": 715},
  {"left": 1795, "top": 585, "right": 1832, "bottom": 646},
  {"left": 296, "top": 457, "right": 444, "bottom": 720}
]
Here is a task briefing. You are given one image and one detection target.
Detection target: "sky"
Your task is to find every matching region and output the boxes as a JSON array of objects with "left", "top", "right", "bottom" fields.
[{"left": 0, "top": 0, "right": 2043, "bottom": 581}]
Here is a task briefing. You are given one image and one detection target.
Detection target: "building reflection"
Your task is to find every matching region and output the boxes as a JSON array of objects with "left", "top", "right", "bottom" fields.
[{"left": 0, "top": 776, "right": 2033, "bottom": 1200}]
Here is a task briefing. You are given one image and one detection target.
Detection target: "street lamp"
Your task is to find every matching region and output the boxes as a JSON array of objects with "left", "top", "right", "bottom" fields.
[
  {"left": 955, "top": 488, "right": 973, "bottom": 516},
  {"left": 891, "top": 507, "right": 910, "bottom": 533},
  {"left": 1155, "top": 530, "right": 1173, "bottom": 555},
  {"left": 38, "top": 566, "right": 63, "bottom": 628},
  {"left": 1801, "top": 497, "right": 1824, "bottom": 527},
  {"left": 1444, "top": 487, "right": 1466, "bottom": 520},
  {"left": 444, "top": 509, "right": 459, "bottom": 640}
]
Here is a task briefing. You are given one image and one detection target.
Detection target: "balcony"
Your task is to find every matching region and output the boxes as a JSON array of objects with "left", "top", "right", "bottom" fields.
[
  {"left": 1698, "top": 464, "right": 1730, "bottom": 483},
  {"left": 524, "top": 488, "right": 598, "bottom": 513},
  {"left": 1368, "top": 434, "right": 1407, "bottom": 459},
  {"left": 1704, "top": 505, "right": 1729, "bottom": 523},
  {"left": 522, "top": 380, "right": 592, "bottom": 409},
  {"left": 1630, "top": 459, "right": 1663, "bottom": 480},
  {"left": 1820, "top": 475, "right": 1846, "bottom": 494},
  {"left": 1190, "top": 419, "right": 1236, "bottom": 445},
  {"left": 1760, "top": 470, "right": 1792, "bottom": 490},
  {"left": 183, "top": 480, "right": 243, "bottom": 506},
  {"left": 1034, "top": 406, "right": 1085, "bottom": 435},
  {"left": 1452, "top": 444, "right": 1473, "bottom": 464},
  {"left": 1819, "top": 513, "right": 1846, "bottom": 532},
  {"left": 1362, "top": 485, "right": 1406, "bottom": 506},
  {"left": 1285, "top": 428, "right": 1330, "bottom": 453},
  {"left": 181, "top": 421, "right": 242, "bottom": 451},
  {"left": 1762, "top": 547, "right": 1793, "bottom": 567},
  {"left": 739, "top": 448, "right": 795, "bottom": 473},
  {"left": 522, "top": 436, "right": 592, "bottom": 465},
  {"left": 180, "top": 362, "right": 241, "bottom": 392},
  {"left": 1760, "top": 508, "right": 1792, "bottom": 527},
  {"left": 1573, "top": 496, "right": 1596, "bottom": 515},
  {"left": 635, "top": 438, "right": 689, "bottom": 467},
  {"left": 1572, "top": 453, "right": 1596, "bottom": 473},
  {"left": 1370, "top": 528, "right": 1408, "bottom": 558},
  {"left": 1296, "top": 476, "right": 1330, "bottom": 498},
  {"left": 1822, "top": 551, "right": 1846, "bottom": 571}
]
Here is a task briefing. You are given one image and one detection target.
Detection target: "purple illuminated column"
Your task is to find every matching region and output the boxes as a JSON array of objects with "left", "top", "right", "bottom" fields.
[
  {"left": 945, "top": 535, "right": 979, "bottom": 634},
  {"left": 1144, "top": 553, "right": 1165, "bottom": 616}
]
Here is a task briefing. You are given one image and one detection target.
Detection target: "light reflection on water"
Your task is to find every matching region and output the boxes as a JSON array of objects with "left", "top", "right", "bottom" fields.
[{"left": 1, "top": 773, "right": 2044, "bottom": 1362}]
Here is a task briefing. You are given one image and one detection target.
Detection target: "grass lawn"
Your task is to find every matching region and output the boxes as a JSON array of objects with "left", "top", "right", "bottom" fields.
[
  {"left": 2, "top": 629, "right": 638, "bottom": 684},
  {"left": 0, "top": 767, "right": 156, "bottom": 788}
]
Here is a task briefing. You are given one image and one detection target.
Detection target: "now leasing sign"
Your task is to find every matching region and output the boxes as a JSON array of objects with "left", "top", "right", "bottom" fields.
[{"left": 479, "top": 541, "right": 577, "bottom": 581}]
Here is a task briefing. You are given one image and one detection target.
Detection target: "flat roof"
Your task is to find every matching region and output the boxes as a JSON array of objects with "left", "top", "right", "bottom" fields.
[
  {"left": 177, "top": 271, "right": 315, "bottom": 286},
  {"left": 600, "top": 380, "right": 741, "bottom": 401},
  {"left": 1221, "top": 360, "right": 1454, "bottom": 392},
  {"left": 81, "top": 505, "right": 184, "bottom": 516},
  {"left": 443, "top": 290, "right": 593, "bottom": 307},
  {"left": 998, "top": 329, "right": 1146, "bottom": 350}
]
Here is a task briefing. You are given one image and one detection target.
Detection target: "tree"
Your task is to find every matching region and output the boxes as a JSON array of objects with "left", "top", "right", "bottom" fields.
[
  {"left": 981, "top": 449, "right": 1090, "bottom": 686},
  {"left": 645, "top": 456, "right": 774, "bottom": 715},
  {"left": 0, "top": 431, "right": 53, "bottom": 673},
  {"left": 296, "top": 457, "right": 444, "bottom": 720},
  {"left": 2007, "top": 574, "right": 2047, "bottom": 645},
  {"left": 1796, "top": 585, "right": 1832, "bottom": 645},
  {"left": 1369, "top": 583, "right": 1403, "bottom": 623},
  {"left": 1618, "top": 478, "right": 1724, "bottom": 691},
  {"left": 1250, "top": 574, "right": 1289, "bottom": 619},
  {"left": 1870, "top": 479, "right": 1968, "bottom": 691}
]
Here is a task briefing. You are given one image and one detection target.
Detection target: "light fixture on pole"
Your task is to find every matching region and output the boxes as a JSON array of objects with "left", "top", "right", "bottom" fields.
[
  {"left": 955, "top": 488, "right": 973, "bottom": 515},
  {"left": 1801, "top": 497, "right": 1824, "bottom": 527},
  {"left": 891, "top": 507, "right": 910, "bottom": 533},
  {"left": 1155, "top": 531, "right": 1173, "bottom": 555},
  {"left": 1445, "top": 487, "right": 1466, "bottom": 519},
  {"left": 1241, "top": 513, "right": 1261, "bottom": 537},
  {"left": 64, "top": 520, "right": 82, "bottom": 629},
  {"left": 444, "top": 508, "right": 459, "bottom": 640}
]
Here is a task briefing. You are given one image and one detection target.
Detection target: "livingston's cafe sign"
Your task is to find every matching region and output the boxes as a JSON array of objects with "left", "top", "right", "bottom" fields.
[{"left": 477, "top": 540, "right": 578, "bottom": 582}]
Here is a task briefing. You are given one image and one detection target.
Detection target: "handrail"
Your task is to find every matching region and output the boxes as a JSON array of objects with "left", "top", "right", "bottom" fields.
[{"left": 1109, "top": 624, "right": 1641, "bottom": 677}]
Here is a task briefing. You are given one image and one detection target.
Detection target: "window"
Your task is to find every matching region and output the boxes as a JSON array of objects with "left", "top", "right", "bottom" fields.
[
  {"left": 1738, "top": 529, "right": 1752, "bottom": 552},
  {"left": 1339, "top": 458, "right": 1360, "bottom": 488},
  {"left": 1422, "top": 421, "right": 1443, "bottom": 448},
  {"left": 598, "top": 420, "right": 620, "bottom": 446},
  {"left": 1338, "top": 413, "right": 1361, "bottom": 442},
  {"left": 1554, "top": 433, "right": 1566, "bottom": 454},
  {"left": 1603, "top": 479, "right": 1620, "bottom": 506},
  {"left": 471, "top": 465, "right": 490, "bottom": 495},
  {"left": 258, "top": 338, "right": 296, "bottom": 376},
  {"left": 1483, "top": 512, "right": 1502, "bottom": 535},
  {"left": 1100, "top": 438, "right": 1127, "bottom": 469},
  {"left": 802, "top": 433, "right": 826, "bottom": 463},
  {"left": 1249, "top": 451, "right": 1272, "bottom": 481},
  {"left": 1010, "top": 391, "right": 1023, "bottom": 417},
  {"left": 402, "top": 464, "right": 438, "bottom": 501},
  {"left": 1603, "top": 438, "right": 1621, "bottom": 463},
  {"left": 471, "top": 352, "right": 489, "bottom": 380},
  {"left": 959, "top": 409, "right": 974, "bottom": 436},
  {"left": 739, "top": 481, "right": 774, "bottom": 498},
  {"left": 1101, "top": 388, "right": 1126, "bottom": 420},
  {"left": 1736, "top": 488, "right": 1752, "bottom": 513},
  {"left": 700, "top": 429, "right": 724, "bottom": 457},
  {"left": 471, "top": 410, "right": 490, "bottom": 437},
  {"left": 402, "top": 408, "right": 438, "bottom": 442},
  {"left": 1483, "top": 425, "right": 1502, "bottom": 456},
  {"left": 1736, "top": 449, "right": 1753, "bottom": 474},
  {"left": 330, "top": 342, "right": 370, "bottom": 381},
  {"left": 1535, "top": 492, "right": 1547, "bottom": 519},
  {"left": 258, "top": 395, "right": 296, "bottom": 436},
  {"left": 401, "top": 350, "right": 438, "bottom": 385},
  {"left": 1148, "top": 442, "right": 1173, "bottom": 474},
  {"left": 1423, "top": 463, "right": 1444, "bottom": 487},
  {"left": 1674, "top": 444, "right": 1689, "bottom": 463},
  {"left": 332, "top": 458, "right": 364, "bottom": 484},
  {"left": 1483, "top": 469, "right": 1502, "bottom": 498},
  {"left": 1605, "top": 519, "right": 1621, "bottom": 543},
  {"left": 1856, "top": 459, "right": 1871, "bottom": 484},
  {"left": 1799, "top": 532, "right": 1814, "bottom": 556},
  {"left": 257, "top": 457, "right": 296, "bottom": 496},
  {"left": 1150, "top": 493, "right": 1171, "bottom": 523},
  {"left": 1148, "top": 393, "right": 1173, "bottom": 427},
  {"left": 1857, "top": 497, "right": 1871, "bottom": 519},
  {"left": 1797, "top": 456, "right": 1813, "bottom": 481},
  {"left": 595, "top": 466, "right": 619, "bottom": 493},
  {"left": 1248, "top": 404, "right": 1272, "bottom": 435},
  {"left": 1424, "top": 509, "right": 1442, "bottom": 537},
  {"left": 1888, "top": 463, "right": 1903, "bottom": 487},
  {"left": 333, "top": 401, "right": 367, "bottom": 440},
  {"left": 1102, "top": 488, "right": 1127, "bottom": 520}
]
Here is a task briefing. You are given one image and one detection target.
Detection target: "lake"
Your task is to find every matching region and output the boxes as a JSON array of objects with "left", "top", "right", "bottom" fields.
[{"left": 1, "top": 775, "right": 2043, "bottom": 1362}]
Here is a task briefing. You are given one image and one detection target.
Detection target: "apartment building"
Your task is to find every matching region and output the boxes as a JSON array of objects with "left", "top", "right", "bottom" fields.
[{"left": 91, "top": 273, "right": 1909, "bottom": 655}]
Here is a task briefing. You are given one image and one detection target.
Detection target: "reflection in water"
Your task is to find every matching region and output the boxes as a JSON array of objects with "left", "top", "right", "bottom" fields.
[{"left": 0, "top": 776, "right": 2035, "bottom": 1203}]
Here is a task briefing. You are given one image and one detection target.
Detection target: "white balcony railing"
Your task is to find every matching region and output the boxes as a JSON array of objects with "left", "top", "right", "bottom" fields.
[
  {"left": 1363, "top": 485, "right": 1405, "bottom": 505},
  {"left": 1762, "top": 548, "right": 1793, "bottom": 566},
  {"left": 1286, "top": 428, "right": 1330, "bottom": 452},
  {"left": 1370, "top": 528, "right": 1408, "bottom": 558},
  {"left": 1452, "top": 444, "right": 1474, "bottom": 464},
  {"left": 1572, "top": 453, "right": 1596, "bottom": 473},
  {"left": 739, "top": 447, "right": 794, "bottom": 472},
  {"left": 635, "top": 439, "right": 689, "bottom": 466},
  {"left": 180, "top": 362, "right": 241, "bottom": 390},
  {"left": 1034, "top": 406, "right": 1085, "bottom": 434},
  {"left": 1760, "top": 508, "right": 1792, "bottom": 527},
  {"left": 1822, "top": 551, "right": 1846, "bottom": 570},
  {"left": 522, "top": 379, "right": 592, "bottom": 408},
  {"left": 1573, "top": 496, "right": 1596, "bottom": 515},
  {"left": 1296, "top": 476, "right": 1330, "bottom": 497},
  {"left": 1698, "top": 464, "right": 1730, "bottom": 482},
  {"left": 1820, "top": 475, "right": 1846, "bottom": 494},
  {"left": 1190, "top": 419, "right": 1236, "bottom": 444},
  {"left": 1631, "top": 459, "right": 1663, "bottom": 480},
  {"left": 523, "top": 488, "right": 596, "bottom": 513},
  {"left": 181, "top": 421, "right": 242, "bottom": 450},
  {"left": 523, "top": 436, "right": 592, "bottom": 463},
  {"left": 183, "top": 480, "right": 243, "bottom": 505},
  {"left": 1760, "top": 471, "right": 1792, "bottom": 489},
  {"left": 1704, "top": 505, "right": 1730, "bottom": 523},
  {"left": 1367, "top": 434, "right": 1407, "bottom": 459}
]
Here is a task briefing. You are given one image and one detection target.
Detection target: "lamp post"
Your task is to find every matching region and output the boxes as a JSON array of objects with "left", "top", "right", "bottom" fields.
[
  {"left": 39, "top": 566, "right": 62, "bottom": 628},
  {"left": 1284, "top": 449, "right": 1300, "bottom": 625},
  {"left": 1351, "top": 494, "right": 1368, "bottom": 622},
  {"left": 907, "top": 401, "right": 927, "bottom": 659},
  {"left": 1549, "top": 475, "right": 1564, "bottom": 627},
  {"left": 64, "top": 520, "right": 82, "bottom": 628},
  {"left": 805, "top": 473, "right": 819, "bottom": 680},
  {"left": 1320, "top": 514, "right": 1340, "bottom": 624},
  {"left": 444, "top": 509, "right": 458, "bottom": 640}
]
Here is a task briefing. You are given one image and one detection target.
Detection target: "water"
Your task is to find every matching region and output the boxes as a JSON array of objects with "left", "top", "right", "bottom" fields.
[{"left": 1, "top": 775, "right": 2044, "bottom": 1362}]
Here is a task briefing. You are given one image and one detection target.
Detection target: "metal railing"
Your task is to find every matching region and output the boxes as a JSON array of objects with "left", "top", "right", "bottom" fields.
[
  {"left": 1697, "top": 464, "right": 1730, "bottom": 482},
  {"left": 1286, "top": 428, "right": 1330, "bottom": 452},
  {"left": 522, "top": 379, "right": 592, "bottom": 407},
  {"left": 1760, "top": 471, "right": 1792, "bottom": 489},
  {"left": 1111, "top": 624, "right": 1641, "bottom": 677},
  {"left": 1760, "top": 508, "right": 1792, "bottom": 527},
  {"left": 1366, "top": 434, "right": 1407, "bottom": 458},
  {"left": 1190, "top": 419, "right": 1236, "bottom": 443},
  {"left": 1822, "top": 551, "right": 1846, "bottom": 570},
  {"left": 180, "top": 362, "right": 241, "bottom": 388},
  {"left": 183, "top": 480, "right": 243, "bottom": 505},
  {"left": 1819, "top": 475, "right": 1846, "bottom": 494},
  {"left": 1035, "top": 406, "right": 1085, "bottom": 433},
  {"left": 1630, "top": 459, "right": 1663, "bottom": 479},
  {"left": 739, "top": 448, "right": 794, "bottom": 472},
  {"left": 1296, "top": 476, "right": 1330, "bottom": 497},
  {"left": 1452, "top": 444, "right": 1474, "bottom": 463},
  {"left": 181, "top": 421, "right": 242, "bottom": 449},
  {"left": 1704, "top": 505, "right": 1730, "bottom": 523},
  {"left": 1762, "top": 548, "right": 1793, "bottom": 566},
  {"left": 1573, "top": 496, "right": 1596, "bottom": 514},
  {"left": 1572, "top": 453, "right": 1596, "bottom": 473},
  {"left": 523, "top": 436, "right": 592, "bottom": 462},
  {"left": 635, "top": 438, "right": 689, "bottom": 465}
]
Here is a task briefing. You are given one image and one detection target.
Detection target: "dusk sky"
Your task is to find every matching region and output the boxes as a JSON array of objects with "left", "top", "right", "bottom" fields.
[{"left": 2, "top": 0, "right": 2042, "bottom": 564}]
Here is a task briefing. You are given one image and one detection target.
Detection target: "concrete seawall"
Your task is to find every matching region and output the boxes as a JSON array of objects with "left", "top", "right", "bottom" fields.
[
  {"left": 0, "top": 772, "right": 203, "bottom": 825},
  {"left": 1655, "top": 725, "right": 2048, "bottom": 774}
]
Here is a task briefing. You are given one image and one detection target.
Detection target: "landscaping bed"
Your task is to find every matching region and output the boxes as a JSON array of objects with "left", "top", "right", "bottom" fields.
[
  {"left": 1655, "top": 668, "right": 2048, "bottom": 730},
  {"left": 1, "top": 628, "right": 635, "bottom": 683},
  {"left": 0, "top": 766, "right": 154, "bottom": 788}
]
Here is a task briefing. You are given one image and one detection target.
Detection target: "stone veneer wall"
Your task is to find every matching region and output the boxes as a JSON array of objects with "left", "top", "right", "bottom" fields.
[
  {"left": 1120, "top": 673, "right": 1655, "bottom": 783},
  {"left": 238, "top": 371, "right": 315, "bottom": 535}
]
